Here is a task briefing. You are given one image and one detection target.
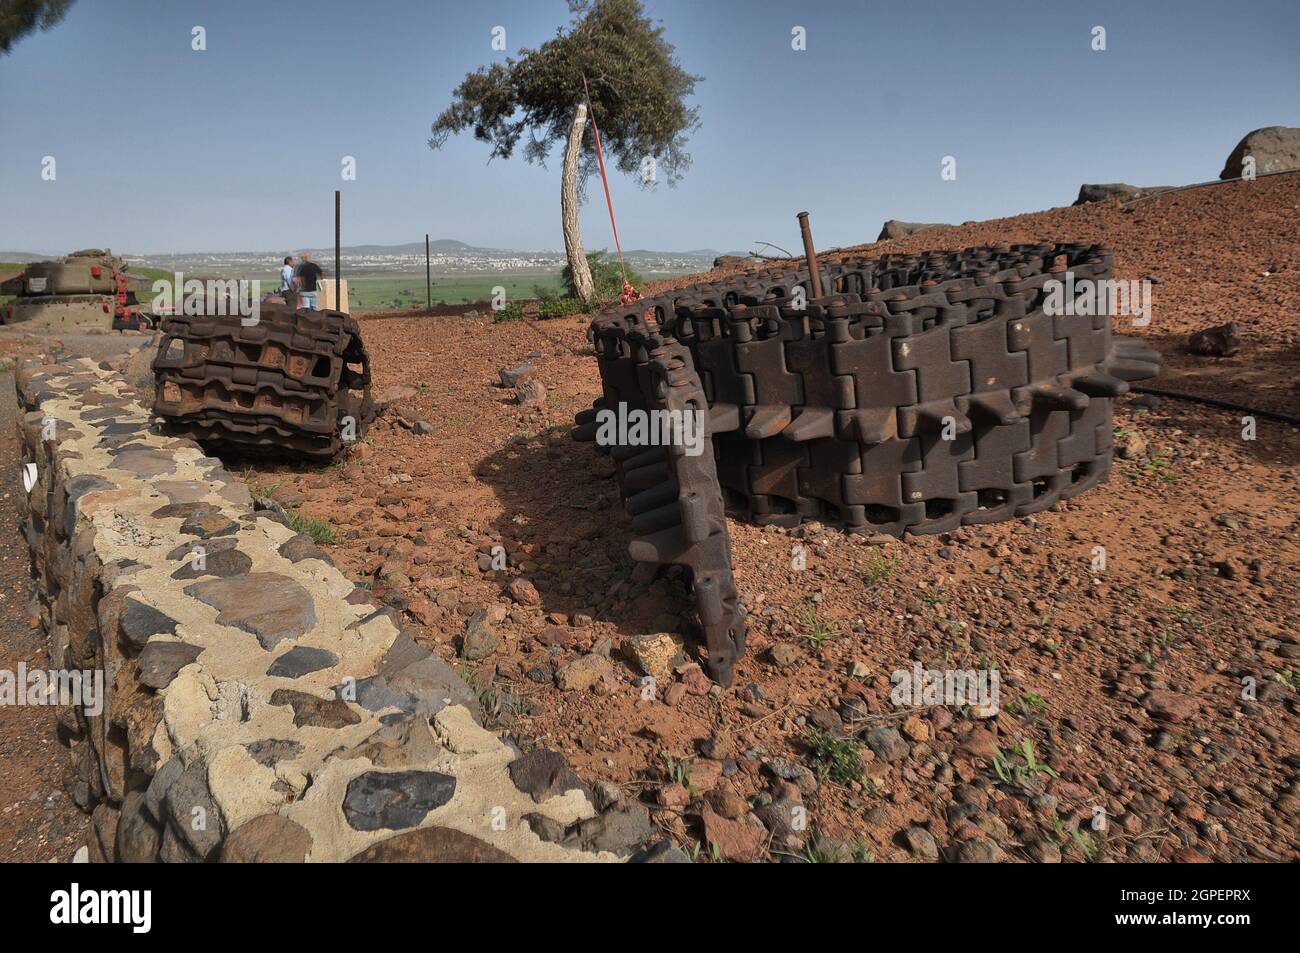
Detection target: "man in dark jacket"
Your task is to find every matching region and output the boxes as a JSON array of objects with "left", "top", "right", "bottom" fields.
[{"left": 295, "top": 253, "right": 324, "bottom": 310}]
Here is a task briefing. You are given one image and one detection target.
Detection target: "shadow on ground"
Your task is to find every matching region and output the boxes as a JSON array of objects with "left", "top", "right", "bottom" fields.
[
  {"left": 1125, "top": 333, "right": 1300, "bottom": 466},
  {"left": 474, "top": 425, "right": 705, "bottom": 655}
]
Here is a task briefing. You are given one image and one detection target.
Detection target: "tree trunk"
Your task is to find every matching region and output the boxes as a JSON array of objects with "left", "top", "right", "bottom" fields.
[{"left": 562, "top": 102, "right": 595, "bottom": 308}]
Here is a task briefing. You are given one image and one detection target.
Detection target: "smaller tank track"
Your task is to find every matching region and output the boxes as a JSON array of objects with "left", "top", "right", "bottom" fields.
[
  {"left": 576, "top": 242, "right": 1160, "bottom": 686},
  {"left": 152, "top": 305, "right": 374, "bottom": 460}
]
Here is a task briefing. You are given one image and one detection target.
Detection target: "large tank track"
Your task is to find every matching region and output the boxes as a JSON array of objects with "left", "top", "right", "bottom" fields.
[
  {"left": 575, "top": 242, "right": 1160, "bottom": 686},
  {"left": 152, "top": 305, "right": 374, "bottom": 460}
]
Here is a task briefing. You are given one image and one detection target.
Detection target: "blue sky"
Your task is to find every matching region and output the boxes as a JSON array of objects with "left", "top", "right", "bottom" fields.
[{"left": 0, "top": 0, "right": 1296, "bottom": 255}]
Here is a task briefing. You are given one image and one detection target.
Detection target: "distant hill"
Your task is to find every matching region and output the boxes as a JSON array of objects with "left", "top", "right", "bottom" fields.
[
  {"left": 297, "top": 239, "right": 488, "bottom": 257},
  {"left": 0, "top": 251, "right": 57, "bottom": 262}
]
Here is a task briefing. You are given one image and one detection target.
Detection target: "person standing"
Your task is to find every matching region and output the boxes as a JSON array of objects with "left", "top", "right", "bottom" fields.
[
  {"left": 295, "top": 253, "right": 324, "bottom": 310},
  {"left": 280, "top": 255, "right": 297, "bottom": 306}
]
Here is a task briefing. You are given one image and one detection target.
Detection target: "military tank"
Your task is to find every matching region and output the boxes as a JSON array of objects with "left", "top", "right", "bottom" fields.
[{"left": 1, "top": 249, "right": 154, "bottom": 331}]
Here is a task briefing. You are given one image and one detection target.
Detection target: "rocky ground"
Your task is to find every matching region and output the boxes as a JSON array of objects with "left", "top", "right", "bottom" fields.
[
  {"left": 214, "top": 174, "right": 1299, "bottom": 863},
  {"left": 3, "top": 175, "right": 1296, "bottom": 863},
  {"left": 0, "top": 329, "right": 147, "bottom": 862},
  {"left": 0, "top": 369, "right": 90, "bottom": 861}
]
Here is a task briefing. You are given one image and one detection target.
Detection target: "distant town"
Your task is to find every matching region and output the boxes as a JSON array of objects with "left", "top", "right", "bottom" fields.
[{"left": 0, "top": 240, "right": 732, "bottom": 280}]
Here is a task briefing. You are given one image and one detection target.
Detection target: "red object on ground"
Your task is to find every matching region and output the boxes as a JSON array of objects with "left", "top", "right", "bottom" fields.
[{"left": 582, "top": 75, "right": 637, "bottom": 303}]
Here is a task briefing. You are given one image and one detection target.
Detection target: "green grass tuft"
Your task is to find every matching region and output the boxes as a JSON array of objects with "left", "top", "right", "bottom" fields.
[{"left": 287, "top": 512, "right": 336, "bottom": 545}]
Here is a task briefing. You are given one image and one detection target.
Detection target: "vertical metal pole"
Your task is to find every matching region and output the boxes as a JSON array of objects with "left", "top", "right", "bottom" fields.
[
  {"left": 797, "top": 211, "right": 823, "bottom": 299},
  {"left": 334, "top": 190, "right": 341, "bottom": 310},
  {"left": 426, "top": 234, "right": 432, "bottom": 311}
]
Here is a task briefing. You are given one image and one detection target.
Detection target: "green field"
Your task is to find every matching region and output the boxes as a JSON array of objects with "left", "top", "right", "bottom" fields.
[
  {"left": 4, "top": 262, "right": 676, "bottom": 314},
  {"left": 0, "top": 262, "right": 27, "bottom": 307},
  {"left": 121, "top": 269, "right": 568, "bottom": 312},
  {"left": 346, "top": 274, "right": 567, "bottom": 310}
]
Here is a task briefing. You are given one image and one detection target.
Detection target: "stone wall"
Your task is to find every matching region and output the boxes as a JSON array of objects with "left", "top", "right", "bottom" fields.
[{"left": 14, "top": 357, "right": 627, "bottom": 863}]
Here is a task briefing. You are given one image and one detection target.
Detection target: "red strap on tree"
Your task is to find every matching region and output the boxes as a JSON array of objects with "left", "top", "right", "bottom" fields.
[{"left": 582, "top": 75, "right": 638, "bottom": 305}]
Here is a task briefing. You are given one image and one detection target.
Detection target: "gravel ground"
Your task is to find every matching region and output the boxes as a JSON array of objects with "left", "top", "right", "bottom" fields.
[
  {"left": 0, "top": 371, "right": 88, "bottom": 862},
  {"left": 2, "top": 175, "right": 1295, "bottom": 864},
  {"left": 224, "top": 174, "right": 1299, "bottom": 862}
]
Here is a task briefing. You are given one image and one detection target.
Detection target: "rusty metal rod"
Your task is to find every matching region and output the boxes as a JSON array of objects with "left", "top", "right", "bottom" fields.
[
  {"left": 797, "top": 211, "right": 823, "bottom": 299},
  {"left": 334, "top": 190, "right": 342, "bottom": 310}
]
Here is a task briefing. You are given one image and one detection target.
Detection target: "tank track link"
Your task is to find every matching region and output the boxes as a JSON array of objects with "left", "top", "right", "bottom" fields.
[
  {"left": 151, "top": 305, "right": 374, "bottom": 460},
  {"left": 576, "top": 242, "right": 1160, "bottom": 686}
]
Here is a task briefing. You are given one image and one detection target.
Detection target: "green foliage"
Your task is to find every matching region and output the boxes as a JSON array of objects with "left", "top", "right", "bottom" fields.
[
  {"left": 660, "top": 752, "right": 694, "bottom": 791},
  {"left": 1005, "top": 692, "right": 1048, "bottom": 717},
  {"left": 429, "top": 0, "right": 700, "bottom": 187},
  {"left": 799, "top": 601, "right": 835, "bottom": 645},
  {"left": 287, "top": 512, "right": 336, "bottom": 546},
  {"left": 803, "top": 726, "right": 863, "bottom": 786},
  {"left": 991, "top": 739, "right": 1058, "bottom": 789},
  {"left": 801, "top": 836, "right": 873, "bottom": 864},
  {"left": 562, "top": 250, "right": 645, "bottom": 302},
  {"left": 862, "top": 549, "right": 895, "bottom": 584},
  {"left": 0, "top": 0, "right": 75, "bottom": 55},
  {"left": 492, "top": 302, "right": 525, "bottom": 323},
  {"left": 536, "top": 296, "right": 585, "bottom": 319}
]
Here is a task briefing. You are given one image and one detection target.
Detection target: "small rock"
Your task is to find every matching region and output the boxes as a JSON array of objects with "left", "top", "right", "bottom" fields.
[
  {"left": 1140, "top": 689, "right": 1198, "bottom": 723},
  {"left": 269, "top": 689, "right": 360, "bottom": 729},
  {"left": 508, "top": 749, "right": 591, "bottom": 803},
  {"left": 137, "top": 641, "right": 203, "bottom": 689},
  {"left": 342, "top": 770, "right": 456, "bottom": 832},
  {"left": 955, "top": 838, "right": 1005, "bottom": 863},
  {"left": 515, "top": 379, "right": 547, "bottom": 407},
  {"left": 622, "top": 633, "right": 684, "bottom": 683},
  {"left": 266, "top": 645, "right": 338, "bottom": 678},
  {"left": 555, "top": 653, "right": 613, "bottom": 692},
  {"left": 222, "top": 815, "right": 313, "bottom": 862},
  {"left": 864, "top": 726, "right": 910, "bottom": 762},
  {"left": 901, "top": 715, "right": 930, "bottom": 743},
  {"left": 462, "top": 611, "right": 500, "bottom": 660},
  {"left": 767, "top": 643, "right": 800, "bottom": 666},
  {"left": 1188, "top": 322, "right": 1241, "bottom": 357},
  {"left": 903, "top": 826, "right": 939, "bottom": 860},
  {"left": 498, "top": 363, "right": 537, "bottom": 387},
  {"left": 656, "top": 783, "right": 690, "bottom": 808},
  {"left": 701, "top": 806, "right": 768, "bottom": 862},
  {"left": 507, "top": 577, "right": 541, "bottom": 606},
  {"left": 1115, "top": 432, "right": 1148, "bottom": 460}
]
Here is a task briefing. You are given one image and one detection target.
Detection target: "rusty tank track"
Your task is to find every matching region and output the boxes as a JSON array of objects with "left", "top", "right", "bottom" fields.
[
  {"left": 576, "top": 242, "right": 1161, "bottom": 686},
  {"left": 151, "top": 305, "right": 374, "bottom": 460}
]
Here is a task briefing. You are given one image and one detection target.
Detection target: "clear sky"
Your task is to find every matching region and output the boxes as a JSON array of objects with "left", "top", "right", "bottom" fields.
[{"left": 1, "top": 0, "right": 1296, "bottom": 255}]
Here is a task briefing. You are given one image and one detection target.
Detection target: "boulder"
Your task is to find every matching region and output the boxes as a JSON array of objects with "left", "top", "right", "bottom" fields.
[
  {"left": 1220, "top": 126, "right": 1300, "bottom": 179},
  {"left": 712, "top": 255, "right": 755, "bottom": 270},
  {"left": 877, "top": 220, "right": 949, "bottom": 241},
  {"left": 1074, "top": 183, "right": 1172, "bottom": 205}
]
